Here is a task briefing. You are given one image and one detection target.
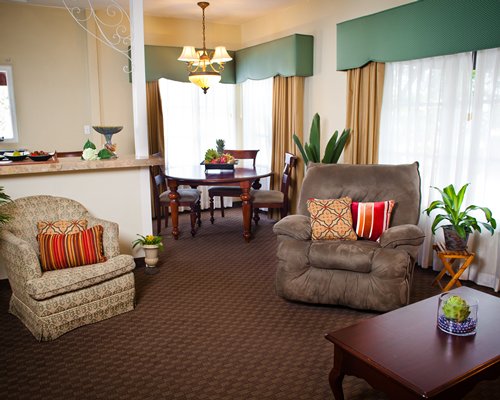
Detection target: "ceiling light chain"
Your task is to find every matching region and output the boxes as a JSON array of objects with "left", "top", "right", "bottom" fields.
[{"left": 178, "top": 2, "right": 232, "bottom": 94}]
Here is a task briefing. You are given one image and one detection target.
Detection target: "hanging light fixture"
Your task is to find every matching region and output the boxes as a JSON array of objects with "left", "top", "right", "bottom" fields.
[{"left": 178, "top": 2, "right": 232, "bottom": 94}]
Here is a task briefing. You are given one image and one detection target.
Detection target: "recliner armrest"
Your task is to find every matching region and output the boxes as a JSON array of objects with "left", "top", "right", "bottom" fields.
[
  {"left": 379, "top": 224, "right": 425, "bottom": 249},
  {"left": 273, "top": 215, "right": 312, "bottom": 240}
]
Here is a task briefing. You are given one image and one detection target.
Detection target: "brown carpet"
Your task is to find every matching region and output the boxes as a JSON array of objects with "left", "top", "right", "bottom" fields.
[{"left": 1, "top": 209, "right": 499, "bottom": 399}]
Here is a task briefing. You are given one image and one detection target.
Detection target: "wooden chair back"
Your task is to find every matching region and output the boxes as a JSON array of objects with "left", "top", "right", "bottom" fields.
[
  {"left": 280, "top": 152, "right": 298, "bottom": 211},
  {"left": 225, "top": 149, "right": 259, "bottom": 167}
]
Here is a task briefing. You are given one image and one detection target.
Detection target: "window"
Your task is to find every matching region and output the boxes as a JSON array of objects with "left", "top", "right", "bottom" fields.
[
  {"left": 159, "top": 78, "right": 273, "bottom": 206},
  {"left": 379, "top": 48, "right": 500, "bottom": 290},
  {"left": 0, "top": 65, "right": 19, "bottom": 143}
]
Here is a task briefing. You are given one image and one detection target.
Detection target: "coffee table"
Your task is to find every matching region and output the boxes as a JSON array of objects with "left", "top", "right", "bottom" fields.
[{"left": 325, "top": 287, "right": 500, "bottom": 399}]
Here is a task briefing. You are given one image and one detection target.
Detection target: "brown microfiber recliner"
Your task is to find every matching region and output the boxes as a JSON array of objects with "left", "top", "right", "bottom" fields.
[{"left": 273, "top": 162, "right": 425, "bottom": 312}]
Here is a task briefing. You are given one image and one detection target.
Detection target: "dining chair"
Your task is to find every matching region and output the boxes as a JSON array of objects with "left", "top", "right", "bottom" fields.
[
  {"left": 251, "top": 152, "right": 297, "bottom": 224},
  {"left": 208, "top": 149, "right": 259, "bottom": 223},
  {"left": 149, "top": 165, "right": 201, "bottom": 236}
]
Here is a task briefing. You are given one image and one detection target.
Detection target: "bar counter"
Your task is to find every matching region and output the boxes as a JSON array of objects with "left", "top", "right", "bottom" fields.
[{"left": 0, "top": 154, "right": 163, "bottom": 176}]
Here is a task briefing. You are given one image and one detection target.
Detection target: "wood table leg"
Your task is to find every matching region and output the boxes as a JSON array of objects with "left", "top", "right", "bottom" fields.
[
  {"left": 329, "top": 346, "right": 345, "bottom": 400},
  {"left": 167, "top": 181, "right": 180, "bottom": 240},
  {"left": 240, "top": 181, "right": 252, "bottom": 242},
  {"left": 443, "top": 255, "right": 474, "bottom": 291}
]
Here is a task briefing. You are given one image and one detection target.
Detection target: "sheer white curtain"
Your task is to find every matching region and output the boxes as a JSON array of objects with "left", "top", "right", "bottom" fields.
[
  {"left": 240, "top": 78, "right": 273, "bottom": 188},
  {"left": 379, "top": 48, "right": 500, "bottom": 291},
  {"left": 159, "top": 78, "right": 237, "bottom": 209}
]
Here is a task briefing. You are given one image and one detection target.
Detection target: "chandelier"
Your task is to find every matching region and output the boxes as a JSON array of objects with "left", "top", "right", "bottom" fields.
[{"left": 178, "top": 2, "right": 232, "bottom": 94}]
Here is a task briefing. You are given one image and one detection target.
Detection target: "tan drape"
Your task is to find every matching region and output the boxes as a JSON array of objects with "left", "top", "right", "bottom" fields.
[
  {"left": 146, "top": 80, "right": 165, "bottom": 156},
  {"left": 146, "top": 81, "right": 165, "bottom": 221},
  {"left": 344, "top": 62, "right": 385, "bottom": 164},
  {"left": 272, "top": 76, "right": 305, "bottom": 214}
]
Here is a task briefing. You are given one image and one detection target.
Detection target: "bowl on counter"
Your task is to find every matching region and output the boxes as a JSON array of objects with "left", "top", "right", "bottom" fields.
[
  {"left": 4, "top": 151, "right": 29, "bottom": 162},
  {"left": 28, "top": 151, "right": 54, "bottom": 162}
]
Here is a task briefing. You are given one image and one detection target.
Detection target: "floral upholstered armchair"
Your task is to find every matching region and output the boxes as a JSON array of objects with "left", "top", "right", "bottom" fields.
[
  {"left": 273, "top": 162, "right": 425, "bottom": 312},
  {"left": 0, "top": 195, "right": 136, "bottom": 340}
]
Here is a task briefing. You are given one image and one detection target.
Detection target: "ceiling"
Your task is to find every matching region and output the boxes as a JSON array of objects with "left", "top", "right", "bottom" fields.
[{"left": 3, "top": 0, "right": 303, "bottom": 24}]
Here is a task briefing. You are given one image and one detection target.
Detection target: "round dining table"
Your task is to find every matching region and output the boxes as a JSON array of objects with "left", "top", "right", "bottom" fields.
[{"left": 164, "top": 165, "right": 272, "bottom": 242}]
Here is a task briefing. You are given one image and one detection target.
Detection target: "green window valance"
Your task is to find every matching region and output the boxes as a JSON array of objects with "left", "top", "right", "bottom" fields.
[
  {"left": 144, "top": 34, "right": 314, "bottom": 83},
  {"left": 337, "top": 0, "right": 500, "bottom": 71}
]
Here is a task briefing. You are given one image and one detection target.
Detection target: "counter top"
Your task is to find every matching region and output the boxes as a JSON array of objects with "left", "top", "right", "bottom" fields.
[{"left": 0, "top": 155, "right": 164, "bottom": 176}]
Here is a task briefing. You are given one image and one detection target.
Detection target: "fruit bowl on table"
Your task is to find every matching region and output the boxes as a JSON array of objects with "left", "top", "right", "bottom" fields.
[
  {"left": 28, "top": 151, "right": 54, "bottom": 162},
  {"left": 4, "top": 151, "right": 29, "bottom": 162}
]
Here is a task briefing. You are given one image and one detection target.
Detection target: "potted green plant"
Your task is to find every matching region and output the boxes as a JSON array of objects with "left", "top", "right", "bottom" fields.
[
  {"left": 0, "top": 186, "right": 12, "bottom": 225},
  {"left": 423, "top": 183, "right": 496, "bottom": 250},
  {"left": 292, "top": 113, "right": 350, "bottom": 164},
  {"left": 132, "top": 234, "right": 164, "bottom": 274}
]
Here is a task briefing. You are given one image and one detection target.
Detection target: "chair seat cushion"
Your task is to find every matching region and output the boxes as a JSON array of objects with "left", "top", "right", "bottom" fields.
[
  {"left": 159, "top": 188, "right": 200, "bottom": 203},
  {"left": 208, "top": 186, "right": 242, "bottom": 195},
  {"left": 251, "top": 189, "right": 284, "bottom": 203},
  {"left": 26, "top": 254, "right": 135, "bottom": 300},
  {"left": 309, "top": 240, "right": 380, "bottom": 273}
]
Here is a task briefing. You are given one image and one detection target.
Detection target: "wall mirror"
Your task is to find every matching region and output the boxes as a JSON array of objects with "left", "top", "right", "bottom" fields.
[{"left": 0, "top": 65, "right": 18, "bottom": 143}]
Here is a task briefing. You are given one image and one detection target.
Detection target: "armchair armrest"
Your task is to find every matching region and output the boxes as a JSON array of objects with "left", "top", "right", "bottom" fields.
[
  {"left": 0, "top": 230, "right": 42, "bottom": 282},
  {"left": 86, "top": 216, "right": 120, "bottom": 258},
  {"left": 273, "top": 215, "right": 312, "bottom": 240},
  {"left": 379, "top": 224, "right": 425, "bottom": 249}
]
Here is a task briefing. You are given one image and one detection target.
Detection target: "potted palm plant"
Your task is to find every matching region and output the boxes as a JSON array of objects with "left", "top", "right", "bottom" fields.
[
  {"left": 292, "top": 113, "right": 350, "bottom": 164},
  {"left": 132, "top": 234, "right": 164, "bottom": 274},
  {"left": 423, "top": 183, "right": 496, "bottom": 250}
]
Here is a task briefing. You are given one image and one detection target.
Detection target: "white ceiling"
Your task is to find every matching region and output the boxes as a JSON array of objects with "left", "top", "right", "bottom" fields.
[{"left": 3, "top": 0, "right": 303, "bottom": 24}]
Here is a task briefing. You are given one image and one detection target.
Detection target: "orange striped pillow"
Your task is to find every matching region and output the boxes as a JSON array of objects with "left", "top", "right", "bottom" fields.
[
  {"left": 37, "top": 225, "right": 107, "bottom": 271},
  {"left": 351, "top": 200, "right": 395, "bottom": 241}
]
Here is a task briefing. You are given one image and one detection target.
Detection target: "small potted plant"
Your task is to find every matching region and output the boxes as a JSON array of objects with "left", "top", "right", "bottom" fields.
[
  {"left": 437, "top": 293, "right": 478, "bottom": 336},
  {"left": 423, "top": 183, "right": 496, "bottom": 250},
  {"left": 132, "top": 234, "right": 164, "bottom": 274},
  {"left": 0, "top": 186, "right": 12, "bottom": 225}
]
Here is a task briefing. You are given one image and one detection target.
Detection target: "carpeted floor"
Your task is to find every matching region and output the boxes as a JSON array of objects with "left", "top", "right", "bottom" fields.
[{"left": 1, "top": 209, "right": 499, "bottom": 399}]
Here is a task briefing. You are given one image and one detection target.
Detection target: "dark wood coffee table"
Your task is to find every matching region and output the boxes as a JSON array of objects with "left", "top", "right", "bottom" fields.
[{"left": 325, "top": 287, "right": 500, "bottom": 399}]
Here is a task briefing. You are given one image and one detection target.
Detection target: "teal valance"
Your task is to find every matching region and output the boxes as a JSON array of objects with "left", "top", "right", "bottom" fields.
[
  {"left": 144, "top": 33, "right": 314, "bottom": 83},
  {"left": 337, "top": 0, "right": 500, "bottom": 71}
]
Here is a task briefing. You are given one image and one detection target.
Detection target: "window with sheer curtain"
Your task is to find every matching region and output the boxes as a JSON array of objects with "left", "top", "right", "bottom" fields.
[
  {"left": 379, "top": 48, "right": 500, "bottom": 291},
  {"left": 159, "top": 77, "right": 273, "bottom": 208}
]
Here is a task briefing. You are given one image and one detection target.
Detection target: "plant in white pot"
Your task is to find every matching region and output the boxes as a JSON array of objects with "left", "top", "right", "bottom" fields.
[
  {"left": 424, "top": 183, "right": 496, "bottom": 250},
  {"left": 132, "top": 234, "right": 164, "bottom": 274}
]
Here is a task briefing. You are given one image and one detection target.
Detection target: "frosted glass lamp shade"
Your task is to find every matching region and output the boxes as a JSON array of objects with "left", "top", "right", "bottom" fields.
[
  {"left": 211, "top": 46, "right": 232, "bottom": 63},
  {"left": 189, "top": 72, "right": 221, "bottom": 94},
  {"left": 178, "top": 46, "right": 198, "bottom": 62}
]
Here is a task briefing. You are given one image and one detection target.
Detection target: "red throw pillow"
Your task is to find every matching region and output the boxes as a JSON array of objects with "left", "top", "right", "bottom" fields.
[
  {"left": 351, "top": 200, "right": 395, "bottom": 241},
  {"left": 37, "top": 225, "right": 107, "bottom": 271}
]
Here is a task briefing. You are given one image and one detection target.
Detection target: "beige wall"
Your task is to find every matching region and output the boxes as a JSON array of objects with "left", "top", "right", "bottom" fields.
[{"left": 0, "top": 3, "right": 135, "bottom": 155}]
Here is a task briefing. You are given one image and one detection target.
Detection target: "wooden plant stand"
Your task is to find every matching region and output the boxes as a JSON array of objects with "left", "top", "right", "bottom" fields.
[{"left": 432, "top": 243, "right": 475, "bottom": 292}]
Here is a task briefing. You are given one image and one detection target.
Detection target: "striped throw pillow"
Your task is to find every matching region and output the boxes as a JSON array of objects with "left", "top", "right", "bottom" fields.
[
  {"left": 351, "top": 200, "right": 395, "bottom": 241},
  {"left": 307, "top": 197, "right": 357, "bottom": 241},
  {"left": 37, "top": 219, "right": 87, "bottom": 235},
  {"left": 38, "top": 225, "right": 107, "bottom": 271}
]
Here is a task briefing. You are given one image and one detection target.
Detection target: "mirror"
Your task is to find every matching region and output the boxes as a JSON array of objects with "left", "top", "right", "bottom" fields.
[{"left": 0, "top": 65, "right": 18, "bottom": 143}]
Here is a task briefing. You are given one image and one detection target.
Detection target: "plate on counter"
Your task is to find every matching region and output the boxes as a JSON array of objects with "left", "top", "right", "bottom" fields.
[
  {"left": 3, "top": 151, "right": 29, "bottom": 162},
  {"left": 28, "top": 151, "right": 54, "bottom": 161}
]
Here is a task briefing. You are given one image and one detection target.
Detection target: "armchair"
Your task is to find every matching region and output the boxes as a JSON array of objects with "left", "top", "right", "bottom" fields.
[
  {"left": 0, "top": 195, "right": 136, "bottom": 340},
  {"left": 273, "top": 162, "right": 425, "bottom": 312}
]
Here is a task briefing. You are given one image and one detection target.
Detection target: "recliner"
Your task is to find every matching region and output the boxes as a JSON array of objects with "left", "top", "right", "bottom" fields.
[{"left": 273, "top": 162, "right": 425, "bottom": 312}]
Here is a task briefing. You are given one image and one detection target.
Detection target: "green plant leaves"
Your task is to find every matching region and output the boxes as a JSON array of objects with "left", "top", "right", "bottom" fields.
[
  {"left": 292, "top": 113, "right": 350, "bottom": 165},
  {"left": 83, "top": 139, "right": 96, "bottom": 150},
  {"left": 424, "top": 183, "right": 496, "bottom": 237}
]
